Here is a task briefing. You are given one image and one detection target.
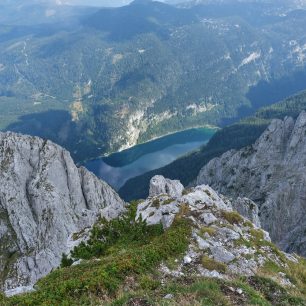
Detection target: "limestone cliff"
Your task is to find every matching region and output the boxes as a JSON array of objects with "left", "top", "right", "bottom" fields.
[
  {"left": 195, "top": 111, "right": 306, "bottom": 256},
  {"left": 0, "top": 132, "right": 125, "bottom": 294}
]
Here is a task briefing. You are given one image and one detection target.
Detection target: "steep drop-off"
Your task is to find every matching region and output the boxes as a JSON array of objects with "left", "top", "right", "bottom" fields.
[
  {"left": 0, "top": 132, "right": 125, "bottom": 294},
  {"left": 119, "top": 90, "right": 306, "bottom": 201},
  {"left": 196, "top": 111, "right": 306, "bottom": 256}
]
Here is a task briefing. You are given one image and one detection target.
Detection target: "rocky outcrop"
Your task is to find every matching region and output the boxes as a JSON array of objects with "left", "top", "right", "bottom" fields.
[
  {"left": 137, "top": 176, "right": 297, "bottom": 282},
  {"left": 195, "top": 111, "right": 306, "bottom": 256},
  {"left": 0, "top": 132, "right": 125, "bottom": 294},
  {"left": 149, "top": 175, "right": 184, "bottom": 198},
  {"left": 139, "top": 179, "right": 232, "bottom": 230}
]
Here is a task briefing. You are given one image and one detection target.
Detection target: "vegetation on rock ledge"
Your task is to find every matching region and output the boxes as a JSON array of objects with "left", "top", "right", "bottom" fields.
[{"left": 3, "top": 202, "right": 306, "bottom": 306}]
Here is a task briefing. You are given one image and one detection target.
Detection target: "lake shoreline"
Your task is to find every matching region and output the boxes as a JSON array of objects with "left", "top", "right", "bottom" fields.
[
  {"left": 84, "top": 127, "right": 217, "bottom": 190},
  {"left": 81, "top": 124, "right": 219, "bottom": 166}
]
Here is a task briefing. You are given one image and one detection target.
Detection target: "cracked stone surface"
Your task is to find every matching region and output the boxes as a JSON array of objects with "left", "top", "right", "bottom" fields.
[
  {"left": 137, "top": 176, "right": 297, "bottom": 283},
  {"left": 0, "top": 132, "right": 125, "bottom": 292}
]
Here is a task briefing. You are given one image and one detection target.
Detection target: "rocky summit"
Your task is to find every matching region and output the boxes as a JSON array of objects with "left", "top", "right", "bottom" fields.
[
  {"left": 0, "top": 132, "right": 125, "bottom": 295},
  {"left": 137, "top": 176, "right": 293, "bottom": 280},
  {"left": 1, "top": 172, "right": 306, "bottom": 305},
  {"left": 196, "top": 111, "right": 306, "bottom": 256}
]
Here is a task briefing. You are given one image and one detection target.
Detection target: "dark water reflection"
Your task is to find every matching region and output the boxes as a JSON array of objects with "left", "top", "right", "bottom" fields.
[{"left": 85, "top": 128, "right": 216, "bottom": 189}]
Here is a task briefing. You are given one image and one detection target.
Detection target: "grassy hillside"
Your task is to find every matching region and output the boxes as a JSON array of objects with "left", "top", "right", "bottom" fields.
[
  {"left": 119, "top": 90, "right": 306, "bottom": 201},
  {"left": 3, "top": 202, "right": 306, "bottom": 306}
]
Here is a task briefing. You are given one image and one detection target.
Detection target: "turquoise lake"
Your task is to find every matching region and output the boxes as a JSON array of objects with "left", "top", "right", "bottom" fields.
[{"left": 84, "top": 128, "right": 216, "bottom": 190}]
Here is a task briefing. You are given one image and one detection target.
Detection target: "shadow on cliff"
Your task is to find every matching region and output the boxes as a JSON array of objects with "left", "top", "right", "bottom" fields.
[
  {"left": 3, "top": 110, "right": 109, "bottom": 163},
  {"left": 3, "top": 110, "right": 85, "bottom": 158},
  {"left": 4, "top": 110, "right": 73, "bottom": 142}
]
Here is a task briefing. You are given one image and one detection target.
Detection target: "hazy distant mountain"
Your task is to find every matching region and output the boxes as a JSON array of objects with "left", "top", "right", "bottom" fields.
[
  {"left": 168, "top": 0, "right": 306, "bottom": 8},
  {"left": 55, "top": 0, "right": 133, "bottom": 7},
  {"left": 1, "top": 0, "right": 134, "bottom": 7},
  {"left": 0, "top": 0, "right": 98, "bottom": 25}
]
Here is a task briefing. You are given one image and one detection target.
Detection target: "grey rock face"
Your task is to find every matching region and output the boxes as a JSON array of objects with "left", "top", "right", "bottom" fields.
[
  {"left": 232, "top": 198, "right": 261, "bottom": 228},
  {"left": 211, "top": 246, "right": 235, "bottom": 264},
  {"left": 138, "top": 177, "right": 233, "bottom": 229},
  {"left": 149, "top": 175, "right": 184, "bottom": 198},
  {"left": 195, "top": 111, "right": 306, "bottom": 255},
  {"left": 200, "top": 212, "right": 218, "bottom": 225},
  {"left": 0, "top": 132, "right": 125, "bottom": 292}
]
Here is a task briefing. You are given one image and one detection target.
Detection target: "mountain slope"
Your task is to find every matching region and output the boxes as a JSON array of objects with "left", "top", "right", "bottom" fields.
[
  {"left": 119, "top": 90, "right": 306, "bottom": 201},
  {"left": 3, "top": 176, "right": 306, "bottom": 305},
  {"left": 0, "top": 132, "right": 125, "bottom": 294},
  {"left": 196, "top": 111, "right": 306, "bottom": 256}
]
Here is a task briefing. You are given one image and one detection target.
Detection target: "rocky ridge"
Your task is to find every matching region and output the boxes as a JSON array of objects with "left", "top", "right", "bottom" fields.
[
  {"left": 195, "top": 111, "right": 306, "bottom": 256},
  {"left": 0, "top": 132, "right": 125, "bottom": 295},
  {"left": 136, "top": 176, "right": 297, "bottom": 284}
]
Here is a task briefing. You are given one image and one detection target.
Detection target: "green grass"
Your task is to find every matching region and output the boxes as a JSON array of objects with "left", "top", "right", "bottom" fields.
[
  {"left": 162, "top": 198, "right": 175, "bottom": 205},
  {"left": 232, "top": 280, "right": 271, "bottom": 306},
  {"left": 7, "top": 207, "right": 191, "bottom": 306},
  {"left": 201, "top": 256, "right": 227, "bottom": 274},
  {"left": 262, "top": 260, "right": 284, "bottom": 274},
  {"left": 199, "top": 226, "right": 216, "bottom": 237},
  {"left": 185, "top": 280, "right": 230, "bottom": 306},
  {"left": 246, "top": 276, "right": 306, "bottom": 305},
  {"left": 250, "top": 228, "right": 265, "bottom": 241},
  {"left": 107, "top": 275, "right": 306, "bottom": 306},
  {"left": 5, "top": 251, "right": 306, "bottom": 306},
  {"left": 221, "top": 211, "right": 244, "bottom": 225}
]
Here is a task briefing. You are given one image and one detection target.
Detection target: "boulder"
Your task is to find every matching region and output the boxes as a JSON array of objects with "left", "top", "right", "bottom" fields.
[{"left": 149, "top": 175, "right": 184, "bottom": 198}]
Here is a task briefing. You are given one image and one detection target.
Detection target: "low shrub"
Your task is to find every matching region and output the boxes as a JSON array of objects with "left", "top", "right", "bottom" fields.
[
  {"left": 199, "top": 226, "right": 216, "bottom": 237},
  {"left": 221, "top": 211, "right": 243, "bottom": 225},
  {"left": 60, "top": 253, "right": 73, "bottom": 268},
  {"left": 201, "top": 256, "right": 227, "bottom": 274},
  {"left": 69, "top": 201, "right": 164, "bottom": 261},
  {"left": 9, "top": 211, "right": 191, "bottom": 305}
]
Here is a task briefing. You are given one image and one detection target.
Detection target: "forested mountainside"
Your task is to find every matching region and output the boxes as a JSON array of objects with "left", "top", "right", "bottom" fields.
[
  {"left": 119, "top": 90, "right": 306, "bottom": 201},
  {"left": 1, "top": 0, "right": 306, "bottom": 161}
]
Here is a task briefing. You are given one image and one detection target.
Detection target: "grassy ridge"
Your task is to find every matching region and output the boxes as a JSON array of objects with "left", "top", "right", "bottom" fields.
[
  {"left": 3, "top": 203, "right": 306, "bottom": 305},
  {"left": 5, "top": 204, "right": 191, "bottom": 305}
]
